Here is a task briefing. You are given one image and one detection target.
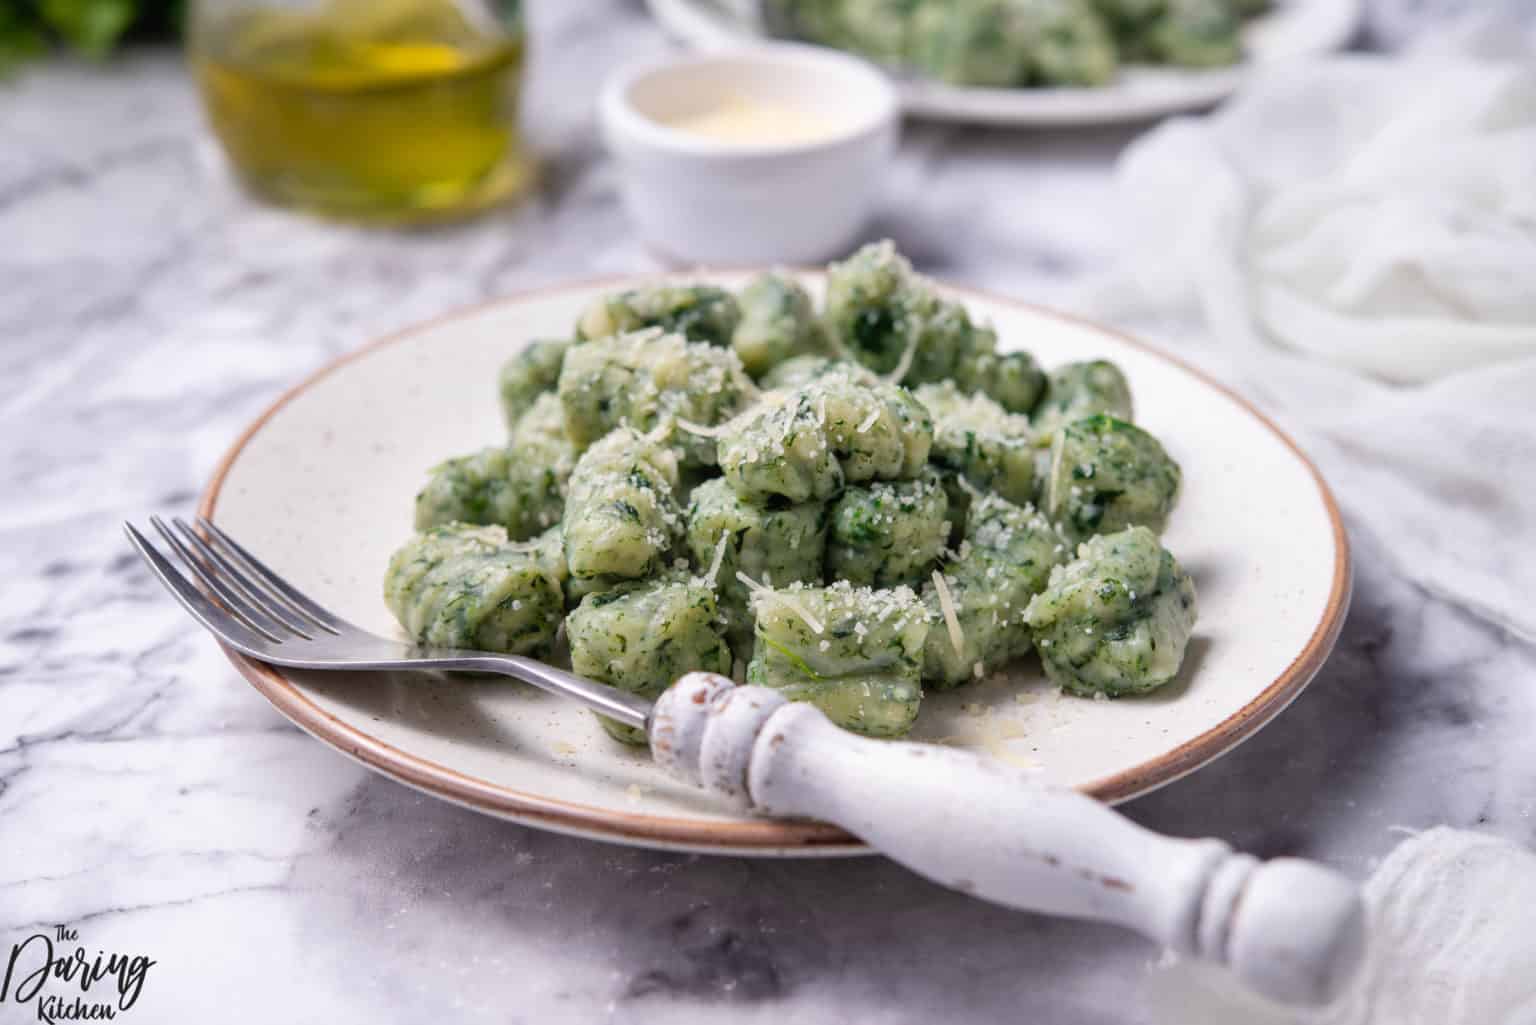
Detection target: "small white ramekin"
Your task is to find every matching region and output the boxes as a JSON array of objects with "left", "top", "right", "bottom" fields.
[{"left": 599, "top": 43, "right": 900, "bottom": 265}]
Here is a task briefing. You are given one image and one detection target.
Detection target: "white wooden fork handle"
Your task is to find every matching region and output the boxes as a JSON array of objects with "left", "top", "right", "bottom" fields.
[{"left": 652, "top": 674, "right": 1366, "bottom": 1009}]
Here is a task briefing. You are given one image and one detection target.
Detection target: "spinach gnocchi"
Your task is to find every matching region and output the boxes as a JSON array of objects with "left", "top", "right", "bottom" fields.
[
  {"left": 746, "top": 581, "right": 929, "bottom": 738},
  {"left": 1024, "top": 526, "right": 1197, "bottom": 696},
  {"left": 386, "top": 240, "right": 1198, "bottom": 745},
  {"left": 924, "top": 493, "right": 1069, "bottom": 688},
  {"left": 685, "top": 476, "right": 828, "bottom": 655},
  {"left": 562, "top": 427, "right": 683, "bottom": 582},
  {"left": 576, "top": 284, "right": 741, "bottom": 348},
  {"left": 914, "top": 380, "right": 1037, "bottom": 506},
  {"left": 568, "top": 572, "right": 733, "bottom": 744},
  {"left": 1031, "top": 359, "right": 1134, "bottom": 441},
  {"left": 384, "top": 523, "right": 565, "bottom": 655},
  {"left": 731, "top": 272, "right": 828, "bottom": 379},
  {"left": 717, "top": 366, "right": 933, "bottom": 504},
  {"left": 499, "top": 339, "right": 568, "bottom": 431},
  {"left": 1044, "top": 414, "right": 1181, "bottom": 541},
  {"left": 824, "top": 242, "right": 1045, "bottom": 413},
  {"left": 557, "top": 329, "right": 757, "bottom": 467},
  {"left": 827, "top": 470, "right": 950, "bottom": 589},
  {"left": 767, "top": 0, "right": 1261, "bottom": 88}
]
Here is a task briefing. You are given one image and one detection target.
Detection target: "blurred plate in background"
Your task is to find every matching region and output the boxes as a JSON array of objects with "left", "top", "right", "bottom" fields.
[{"left": 646, "top": 0, "right": 1362, "bottom": 126}]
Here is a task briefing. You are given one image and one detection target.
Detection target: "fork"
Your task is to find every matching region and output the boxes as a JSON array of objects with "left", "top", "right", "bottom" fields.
[{"left": 127, "top": 516, "right": 1367, "bottom": 1009}]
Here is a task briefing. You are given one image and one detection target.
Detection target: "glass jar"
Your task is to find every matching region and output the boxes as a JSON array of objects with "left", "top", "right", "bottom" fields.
[{"left": 188, "top": 0, "right": 533, "bottom": 223}]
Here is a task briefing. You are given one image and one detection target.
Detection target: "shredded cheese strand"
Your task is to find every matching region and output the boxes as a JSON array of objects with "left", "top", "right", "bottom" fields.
[
  {"left": 883, "top": 332, "right": 921, "bottom": 386},
  {"left": 675, "top": 417, "right": 728, "bottom": 438},
  {"left": 736, "top": 570, "right": 825, "bottom": 635},
  {"left": 700, "top": 533, "right": 729, "bottom": 588},
  {"left": 931, "top": 569, "right": 965, "bottom": 658}
]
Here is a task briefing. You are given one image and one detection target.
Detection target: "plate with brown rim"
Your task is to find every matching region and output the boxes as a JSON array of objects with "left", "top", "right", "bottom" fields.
[{"left": 200, "top": 272, "right": 1350, "bottom": 856}]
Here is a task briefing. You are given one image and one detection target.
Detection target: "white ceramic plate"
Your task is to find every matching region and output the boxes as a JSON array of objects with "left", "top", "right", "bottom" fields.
[
  {"left": 202, "top": 274, "right": 1349, "bottom": 856},
  {"left": 645, "top": 0, "right": 1361, "bottom": 126}
]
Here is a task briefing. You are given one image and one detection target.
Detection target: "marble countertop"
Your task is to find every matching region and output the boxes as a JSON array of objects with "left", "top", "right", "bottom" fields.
[{"left": 3, "top": 3, "right": 1532, "bottom": 1022}]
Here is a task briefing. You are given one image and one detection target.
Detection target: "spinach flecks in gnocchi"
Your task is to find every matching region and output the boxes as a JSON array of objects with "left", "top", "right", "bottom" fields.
[
  {"left": 568, "top": 572, "right": 733, "bottom": 744},
  {"left": 510, "top": 391, "right": 569, "bottom": 450},
  {"left": 386, "top": 239, "right": 1203, "bottom": 744},
  {"left": 498, "top": 339, "right": 569, "bottom": 432},
  {"left": 384, "top": 523, "right": 566, "bottom": 655},
  {"left": 1045, "top": 414, "right": 1180, "bottom": 541},
  {"left": 562, "top": 427, "right": 683, "bottom": 582},
  {"left": 685, "top": 477, "right": 828, "bottom": 656},
  {"left": 914, "top": 380, "right": 1037, "bottom": 506},
  {"left": 413, "top": 437, "right": 573, "bottom": 541},
  {"left": 718, "top": 366, "right": 933, "bottom": 503},
  {"left": 576, "top": 285, "right": 742, "bottom": 347},
  {"left": 1031, "top": 359, "right": 1134, "bottom": 441},
  {"left": 827, "top": 470, "right": 950, "bottom": 589},
  {"left": 767, "top": 0, "right": 1252, "bottom": 88},
  {"left": 557, "top": 330, "right": 758, "bottom": 468},
  {"left": 823, "top": 242, "right": 1045, "bottom": 413},
  {"left": 758, "top": 354, "right": 844, "bottom": 391},
  {"left": 1145, "top": 0, "right": 1243, "bottom": 68},
  {"left": 1024, "top": 526, "right": 1197, "bottom": 697},
  {"left": 922, "top": 492, "right": 1069, "bottom": 688},
  {"left": 747, "top": 581, "right": 929, "bottom": 738},
  {"left": 732, "top": 273, "right": 828, "bottom": 379}
]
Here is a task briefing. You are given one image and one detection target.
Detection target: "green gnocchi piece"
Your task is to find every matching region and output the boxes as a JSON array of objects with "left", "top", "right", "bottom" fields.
[
  {"left": 1031, "top": 359, "right": 1134, "bottom": 441},
  {"left": 731, "top": 272, "right": 828, "bottom": 379},
  {"left": 908, "top": 0, "right": 1116, "bottom": 87},
  {"left": 1045, "top": 414, "right": 1180, "bottom": 541},
  {"left": 498, "top": 339, "right": 569, "bottom": 432},
  {"left": 557, "top": 330, "right": 758, "bottom": 468},
  {"left": 576, "top": 285, "right": 742, "bottom": 347},
  {"left": 413, "top": 441, "right": 573, "bottom": 541},
  {"left": 823, "top": 242, "right": 1045, "bottom": 413},
  {"left": 510, "top": 391, "right": 571, "bottom": 450},
  {"left": 383, "top": 523, "right": 566, "bottom": 655},
  {"left": 684, "top": 477, "right": 828, "bottom": 656},
  {"left": 1024, "top": 526, "right": 1198, "bottom": 696},
  {"left": 914, "top": 381, "right": 1037, "bottom": 505},
  {"left": 1025, "top": 0, "right": 1119, "bottom": 85},
  {"left": 568, "top": 572, "right": 734, "bottom": 744},
  {"left": 1147, "top": 0, "right": 1242, "bottom": 67},
  {"left": 822, "top": 0, "right": 921, "bottom": 63},
  {"left": 923, "top": 493, "right": 1069, "bottom": 688},
  {"left": 746, "top": 581, "right": 929, "bottom": 738},
  {"left": 907, "top": 0, "right": 1033, "bottom": 86},
  {"left": 561, "top": 427, "right": 683, "bottom": 581},
  {"left": 718, "top": 366, "right": 933, "bottom": 504},
  {"left": 827, "top": 470, "right": 950, "bottom": 588},
  {"left": 758, "top": 355, "right": 878, "bottom": 392}
]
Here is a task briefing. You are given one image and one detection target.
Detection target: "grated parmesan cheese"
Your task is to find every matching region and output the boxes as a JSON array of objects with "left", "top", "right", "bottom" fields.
[
  {"left": 737, "top": 570, "right": 824, "bottom": 635},
  {"left": 883, "top": 332, "right": 920, "bottom": 386},
  {"left": 698, "top": 533, "right": 729, "bottom": 588},
  {"left": 931, "top": 569, "right": 965, "bottom": 658},
  {"left": 675, "top": 417, "right": 729, "bottom": 438}
]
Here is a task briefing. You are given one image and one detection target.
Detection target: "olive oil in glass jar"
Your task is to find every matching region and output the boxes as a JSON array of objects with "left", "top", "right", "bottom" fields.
[{"left": 190, "top": 0, "right": 532, "bottom": 222}]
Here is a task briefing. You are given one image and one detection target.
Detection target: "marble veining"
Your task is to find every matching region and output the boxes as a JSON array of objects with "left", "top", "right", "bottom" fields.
[{"left": 2, "top": 2, "right": 1532, "bottom": 1022}]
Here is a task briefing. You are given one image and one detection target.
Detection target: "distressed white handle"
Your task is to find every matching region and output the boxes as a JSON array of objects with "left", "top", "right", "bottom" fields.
[{"left": 651, "top": 674, "right": 1366, "bottom": 1009}]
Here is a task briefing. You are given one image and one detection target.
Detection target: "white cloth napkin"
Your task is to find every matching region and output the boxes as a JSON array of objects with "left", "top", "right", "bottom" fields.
[
  {"left": 1145, "top": 828, "right": 1536, "bottom": 1024},
  {"left": 1074, "top": 15, "right": 1536, "bottom": 641}
]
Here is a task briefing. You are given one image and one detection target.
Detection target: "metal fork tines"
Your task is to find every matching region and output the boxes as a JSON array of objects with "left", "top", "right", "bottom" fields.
[{"left": 124, "top": 516, "right": 652, "bottom": 728}]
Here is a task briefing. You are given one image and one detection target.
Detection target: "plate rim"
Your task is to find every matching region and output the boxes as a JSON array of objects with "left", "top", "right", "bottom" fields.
[{"left": 199, "top": 274, "right": 1352, "bottom": 855}]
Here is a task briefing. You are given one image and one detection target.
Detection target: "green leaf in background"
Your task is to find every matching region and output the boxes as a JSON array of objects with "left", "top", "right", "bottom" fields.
[{"left": 40, "top": 0, "right": 138, "bottom": 56}]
